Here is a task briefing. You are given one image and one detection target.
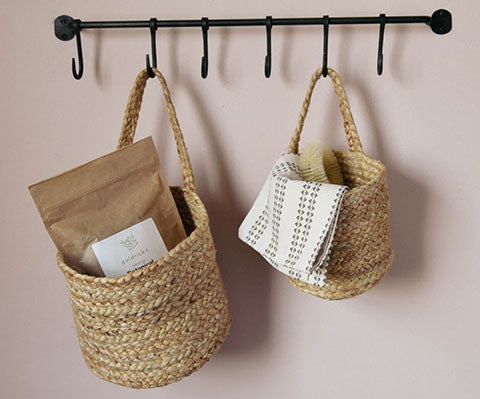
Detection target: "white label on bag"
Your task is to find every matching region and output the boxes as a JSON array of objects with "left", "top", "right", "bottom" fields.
[{"left": 92, "top": 218, "right": 167, "bottom": 278}]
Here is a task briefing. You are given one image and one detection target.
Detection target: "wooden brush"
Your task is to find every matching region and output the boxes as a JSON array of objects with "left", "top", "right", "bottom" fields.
[{"left": 298, "top": 141, "right": 344, "bottom": 185}]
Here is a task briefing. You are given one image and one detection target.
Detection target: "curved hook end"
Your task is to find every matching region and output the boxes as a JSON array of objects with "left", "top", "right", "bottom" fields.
[
  {"left": 71, "top": 24, "right": 83, "bottom": 80},
  {"left": 264, "top": 55, "right": 271, "bottom": 78},
  {"left": 201, "top": 56, "right": 208, "bottom": 79},
  {"left": 72, "top": 57, "right": 83, "bottom": 80},
  {"left": 377, "top": 54, "right": 383, "bottom": 75}
]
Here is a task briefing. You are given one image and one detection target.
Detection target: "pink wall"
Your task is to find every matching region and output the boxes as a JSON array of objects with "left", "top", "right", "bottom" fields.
[{"left": 1, "top": 0, "right": 479, "bottom": 398}]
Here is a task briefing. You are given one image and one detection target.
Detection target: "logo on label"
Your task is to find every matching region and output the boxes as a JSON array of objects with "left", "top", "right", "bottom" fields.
[{"left": 120, "top": 234, "right": 138, "bottom": 251}]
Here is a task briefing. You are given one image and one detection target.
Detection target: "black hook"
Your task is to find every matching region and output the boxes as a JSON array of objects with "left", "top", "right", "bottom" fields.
[
  {"left": 71, "top": 19, "right": 83, "bottom": 80},
  {"left": 201, "top": 17, "right": 209, "bottom": 78},
  {"left": 322, "top": 15, "right": 329, "bottom": 77},
  {"left": 377, "top": 14, "right": 386, "bottom": 75},
  {"left": 265, "top": 16, "right": 273, "bottom": 78},
  {"left": 146, "top": 18, "right": 158, "bottom": 78}
]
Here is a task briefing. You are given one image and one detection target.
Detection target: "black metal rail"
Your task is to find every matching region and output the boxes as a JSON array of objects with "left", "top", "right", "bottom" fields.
[{"left": 54, "top": 10, "right": 452, "bottom": 79}]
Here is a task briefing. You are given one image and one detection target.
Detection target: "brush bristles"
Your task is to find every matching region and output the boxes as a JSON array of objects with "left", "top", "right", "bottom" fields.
[
  {"left": 321, "top": 145, "right": 344, "bottom": 185},
  {"left": 299, "top": 141, "right": 344, "bottom": 185}
]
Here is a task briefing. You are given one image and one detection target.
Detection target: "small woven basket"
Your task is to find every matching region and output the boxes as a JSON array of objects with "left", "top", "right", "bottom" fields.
[
  {"left": 287, "top": 68, "right": 393, "bottom": 300},
  {"left": 57, "top": 68, "right": 231, "bottom": 388}
]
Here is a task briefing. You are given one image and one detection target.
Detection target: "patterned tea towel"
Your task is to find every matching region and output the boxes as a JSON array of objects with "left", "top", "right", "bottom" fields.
[{"left": 238, "top": 153, "right": 348, "bottom": 287}]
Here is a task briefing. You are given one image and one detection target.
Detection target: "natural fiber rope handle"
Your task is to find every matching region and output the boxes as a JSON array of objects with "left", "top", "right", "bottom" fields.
[
  {"left": 288, "top": 68, "right": 363, "bottom": 154},
  {"left": 117, "top": 68, "right": 197, "bottom": 193}
]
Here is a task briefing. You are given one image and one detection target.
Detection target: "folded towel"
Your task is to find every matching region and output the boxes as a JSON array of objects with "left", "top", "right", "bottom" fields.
[{"left": 238, "top": 153, "right": 348, "bottom": 287}]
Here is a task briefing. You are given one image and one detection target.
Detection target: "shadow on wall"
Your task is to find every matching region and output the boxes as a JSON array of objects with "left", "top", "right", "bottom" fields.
[
  {"left": 93, "top": 30, "right": 106, "bottom": 87},
  {"left": 160, "top": 30, "right": 273, "bottom": 354},
  {"left": 92, "top": 28, "right": 150, "bottom": 87},
  {"left": 183, "top": 80, "right": 274, "bottom": 353},
  {"left": 350, "top": 78, "right": 429, "bottom": 286},
  {"left": 335, "top": 21, "right": 430, "bottom": 286}
]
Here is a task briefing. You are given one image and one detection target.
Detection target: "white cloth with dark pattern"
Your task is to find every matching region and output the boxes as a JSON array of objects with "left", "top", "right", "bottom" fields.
[{"left": 238, "top": 153, "right": 348, "bottom": 287}]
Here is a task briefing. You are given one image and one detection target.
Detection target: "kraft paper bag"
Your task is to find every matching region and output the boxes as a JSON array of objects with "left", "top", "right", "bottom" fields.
[{"left": 29, "top": 136, "right": 186, "bottom": 277}]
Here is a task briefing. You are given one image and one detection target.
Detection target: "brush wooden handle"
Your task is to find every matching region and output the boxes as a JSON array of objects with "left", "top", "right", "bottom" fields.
[
  {"left": 117, "top": 68, "right": 196, "bottom": 193},
  {"left": 288, "top": 68, "right": 363, "bottom": 154}
]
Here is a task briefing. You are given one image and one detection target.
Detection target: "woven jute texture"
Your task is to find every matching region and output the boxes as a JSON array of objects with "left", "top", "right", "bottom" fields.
[
  {"left": 57, "top": 68, "right": 231, "bottom": 388},
  {"left": 287, "top": 68, "right": 393, "bottom": 300}
]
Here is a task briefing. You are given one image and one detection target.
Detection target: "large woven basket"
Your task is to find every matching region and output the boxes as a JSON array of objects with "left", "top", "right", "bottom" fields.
[
  {"left": 57, "top": 68, "right": 231, "bottom": 388},
  {"left": 287, "top": 68, "right": 393, "bottom": 300}
]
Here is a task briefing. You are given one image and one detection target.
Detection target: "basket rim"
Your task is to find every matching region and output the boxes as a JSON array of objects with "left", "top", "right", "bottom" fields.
[
  {"left": 333, "top": 149, "right": 386, "bottom": 194},
  {"left": 57, "top": 187, "right": 210, "bottom": 285}
]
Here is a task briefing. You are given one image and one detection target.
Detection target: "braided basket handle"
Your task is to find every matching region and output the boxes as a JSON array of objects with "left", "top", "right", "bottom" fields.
[
  {"left": 288, "top": 68, "right": 363, "bottom": 154},
  {"left": 117, "top": 68, "right": 196, "bottom": 193}
]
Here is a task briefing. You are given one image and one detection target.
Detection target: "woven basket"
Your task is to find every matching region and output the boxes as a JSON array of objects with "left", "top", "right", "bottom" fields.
[
  {"left": 56, "top": 68, "right": 231, "bottom": 388},
  {"left": 287, "top": 68, "right": 393, "bottom": 300}
]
